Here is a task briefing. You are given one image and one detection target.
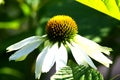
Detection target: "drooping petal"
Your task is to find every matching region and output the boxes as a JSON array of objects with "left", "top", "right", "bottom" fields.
[
  {"left": 67, "top": 42, "right": 87, "bottom": 66},
  {"left": 88, "top": 52, "right": 112, "bottom": 67},
  {"left": 35, "top": 46, "right": 49, "bottom": 79},
  {"left": 9, "top": 40, "right": 41, "bottom": 61},
  {"left": 99, "top": 46, "right": 112, "bottom": 55},
  {"left": 7, "top": 36, "right": 41, "bottom": 52},
  {"left": 67, "top": 42, "right": 97, "bottom": 69},
  {"left": 42, "top": 43, "right": 58, "bottom": 73},
  {"left": 73, "top": 35, "right": 112, "bottom": 55},
  {"left": 56, "top": 43, "right": 68, "bottom": 71},
  {"left": 73, "top": 35, "right": 112, "bottom": 67}
]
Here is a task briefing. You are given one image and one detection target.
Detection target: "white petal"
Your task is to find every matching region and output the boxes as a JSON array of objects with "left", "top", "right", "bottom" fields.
[
  {"left": 35, "top": 46, "right": 49, "bottom": 79},
  {"left": 67, "top": 42, "right": 97, "bottom": 69},
  {"left": 73, "top": 35, "right": 112, "bottom": 55},
  {"left": 99, "top": 46, "right": 112, "bottom": 55},
  {"left": 7, "top": 36, "right": 41, "bottom": 52},
  {"left": 9, "top": 40, "right": 41, "bottom": 61},
  {"left": 73, "top": 35, "right": 112, "bottom": 67},
  {"left": 42, "top": 43, "right": 58, "bottom": 73},
  {"left": 89, "top": 52, "right": 112, "bottom": 67},
  {"left": 56, "top": 43, "right": 68, "bottom": 71},
  {"left": 67, "top": 42, "right": 87, "bottom": 66},
  {"left": 72, "top": 42, "right": 97, "bottom": 69}
]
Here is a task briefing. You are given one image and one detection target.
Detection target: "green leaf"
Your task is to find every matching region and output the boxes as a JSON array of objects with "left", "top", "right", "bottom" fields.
[
  {"left": 51, "top": 65, "right": 103, "bottom": 80},
  {"left": 51, "top": 66, "right": 73, "bottom": 80},
  {"left": 0, "top": 20, "right": 20, "bottom": 29},
  {"left": 0, "top": 67, "right": 23, "bottom": 78},
  {"left": 19, "top": 3, "right": 31, "bottom": 16},
  {"left": 71, "top": 65, "right": 103, "bottom": 80},
  {"left": 0, "top": 0, "right": 4, "bottom": 5},
  {"left": 76, "top": 0, "right": 120, "bottom": 20}
]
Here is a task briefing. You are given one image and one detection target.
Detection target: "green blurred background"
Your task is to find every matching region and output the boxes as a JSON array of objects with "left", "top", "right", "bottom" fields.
[{"left": 0, "top": 0, "right": 120, "bottom": 80}]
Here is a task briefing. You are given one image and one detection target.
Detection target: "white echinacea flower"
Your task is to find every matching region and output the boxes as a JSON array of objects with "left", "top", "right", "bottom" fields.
[{"left": 6, "top": 15, "right": 112, "bottom": 79}]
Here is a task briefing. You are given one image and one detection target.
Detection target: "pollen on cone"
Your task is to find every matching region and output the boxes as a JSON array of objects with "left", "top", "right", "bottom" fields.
[{"left": 46, "top": 15, "right": 78, "bottom": 43}]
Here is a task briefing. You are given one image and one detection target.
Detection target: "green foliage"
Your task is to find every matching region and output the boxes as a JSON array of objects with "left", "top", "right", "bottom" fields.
[
  {"left": 72, "top": 65, "right": 103, "bottom": 80},
  {"left": 0, "top": 0, "right": 4, "bottom": 5},
  {"left": 0, "top": 67, "right": 24, "bottom": 80},
  {"left": 0, "top": 20, "right": 20, "bottom": 29},
  {"left": 51, "top": 65, "right": 103, "bottom": 80},
  {"left": 76, "top": 0, "right": 120, "bottom": 20},
  {"left": 51, "top": 66, "right": 73, "bottom": 80}
]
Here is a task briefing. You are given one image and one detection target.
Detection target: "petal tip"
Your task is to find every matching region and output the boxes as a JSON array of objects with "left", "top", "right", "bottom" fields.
[
  {"left": 9, "top": 58, "right": 13, "bottom": 61},
  {"left": 6, "top": 49, "right": 11, "bottom": 53},
  {"left": 42, "top": 69, "right": 49, "bottom": 73},
  {"left": 9, "top": 57, "right": 14, "bottom": 61},
  {"left": 9, "top": 55, "right": 17, "bottom": 61},
  {"left": 104, "top": 61, "right": 113, "bottom": 68},
  {"left": 35, "top": 74, "right": 40, "bottom": 80},
  {"left": 6, "top": 47, "right": 11, "bottom": 52},
  {"left": 35, "top": 71, "right": 42, "bottom": 80},
  {"left": 6, "top": 46, "right": 16, "bottom": 52}
]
